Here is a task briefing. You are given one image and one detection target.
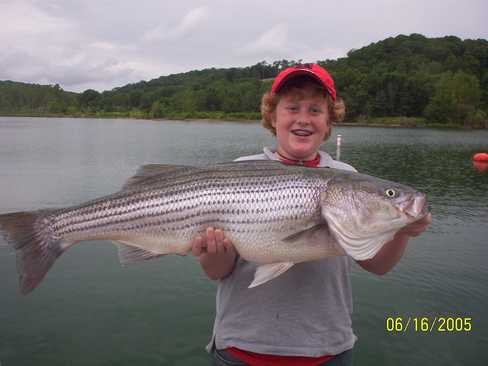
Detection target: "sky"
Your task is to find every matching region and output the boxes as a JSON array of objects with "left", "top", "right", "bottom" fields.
[{"left": 1, "top": 0, "right": 487, "bottom": 93}]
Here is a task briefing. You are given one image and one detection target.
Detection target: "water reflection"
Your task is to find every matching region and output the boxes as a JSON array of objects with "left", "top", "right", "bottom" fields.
[{"left": 472, "top": 160, "right": 488, "bottom": 173}]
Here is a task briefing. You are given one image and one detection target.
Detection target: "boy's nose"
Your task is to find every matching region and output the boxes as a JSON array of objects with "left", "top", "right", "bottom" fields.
[{"left": 296, "top": 114, "right": 311, "bottom": 125}]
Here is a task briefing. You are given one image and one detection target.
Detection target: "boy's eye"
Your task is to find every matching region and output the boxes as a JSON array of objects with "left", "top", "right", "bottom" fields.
[
  {"left": 310, "top": 107, "right": 323, "bottom": 114},
  {"left": 286, "top": 105, "right": 299, "bottom": 112}
]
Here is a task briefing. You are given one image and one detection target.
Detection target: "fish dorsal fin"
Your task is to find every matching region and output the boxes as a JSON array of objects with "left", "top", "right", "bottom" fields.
[
  {"left": 122, "top": 164, "right": 199, "bottom": 190},
  {"left": 249, "top": 262, "right": 295, "bottom": 288}
]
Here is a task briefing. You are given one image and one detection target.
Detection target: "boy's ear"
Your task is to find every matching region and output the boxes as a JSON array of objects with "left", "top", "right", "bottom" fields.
[{"left": 271, "top": 112, "right": 277, "bottom": 128}]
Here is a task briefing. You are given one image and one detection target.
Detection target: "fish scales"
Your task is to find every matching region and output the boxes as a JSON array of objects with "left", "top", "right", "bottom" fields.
[
  {"left": 53, "top": 167, "right": 322, "bottom": 240},
  {"left": 54, "top": 167, "right": 295, "bottom": 227},
  {"left": 53, "top": 163, "right": 316, "bottom": 221}
]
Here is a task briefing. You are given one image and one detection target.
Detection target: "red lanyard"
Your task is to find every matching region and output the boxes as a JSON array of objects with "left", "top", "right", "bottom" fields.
[{"left": 276, "top": 151, "right": 321, "bottom": 167}]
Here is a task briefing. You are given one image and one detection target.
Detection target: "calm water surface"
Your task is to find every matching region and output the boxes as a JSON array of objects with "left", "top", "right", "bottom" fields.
[{"left": 0, "top": 117, "right": 487, "bottom": 366}]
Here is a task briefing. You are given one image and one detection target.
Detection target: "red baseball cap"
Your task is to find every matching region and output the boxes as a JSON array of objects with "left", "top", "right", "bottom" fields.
[{"left": 271, "top": 63, "right": 336, "bottom": 102}]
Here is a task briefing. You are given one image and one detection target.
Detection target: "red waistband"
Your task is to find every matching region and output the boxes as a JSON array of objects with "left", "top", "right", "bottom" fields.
[{"left": 226, "top": 347, "right": 334, "bottom": 366}]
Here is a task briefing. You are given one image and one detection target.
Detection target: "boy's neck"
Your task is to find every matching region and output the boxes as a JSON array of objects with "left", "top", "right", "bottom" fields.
[{"left": 275, "top": 150, "right": 321, "bottom": 167}]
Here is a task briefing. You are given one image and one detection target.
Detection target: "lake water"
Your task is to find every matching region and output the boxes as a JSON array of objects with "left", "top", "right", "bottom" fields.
[{"left": 0, "top": 117, "right": 487, "bottom": 366}]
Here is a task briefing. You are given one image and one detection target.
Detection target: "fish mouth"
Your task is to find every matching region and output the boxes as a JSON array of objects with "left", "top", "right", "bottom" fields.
[
  {"left": 291, "top": 129, "right": 313, "bottom": 137},
  {"left": 400, "top": 193, "right": 428, "bottom": 219}
]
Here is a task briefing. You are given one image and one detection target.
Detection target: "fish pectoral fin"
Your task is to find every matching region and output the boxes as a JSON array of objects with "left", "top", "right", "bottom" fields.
[
  {"left": 114, "top": 241, "right": 165, "bottom": 265},
  {"left": 249, "top": 262, "right": 295, "bottom": 288},
  {"left": 282, "top": 223, "right": 331, "bottom": 242},
  {"left": 282, "top": 223, "right": 345, "bottom": 256}
]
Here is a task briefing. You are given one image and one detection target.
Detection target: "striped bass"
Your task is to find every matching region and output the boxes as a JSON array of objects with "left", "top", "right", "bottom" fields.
[{"left": 0, "top": 160, "right": 428, "bottom": 294}]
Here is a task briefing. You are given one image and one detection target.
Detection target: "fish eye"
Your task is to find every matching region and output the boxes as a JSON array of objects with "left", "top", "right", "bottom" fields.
[{"left": 385, "top": 188, "right": 396, "bottom": 198}]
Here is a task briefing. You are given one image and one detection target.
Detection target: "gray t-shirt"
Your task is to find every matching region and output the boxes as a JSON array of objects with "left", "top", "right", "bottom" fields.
[{"left": 207, "top": 147, "right": 358, "bottom": 357}]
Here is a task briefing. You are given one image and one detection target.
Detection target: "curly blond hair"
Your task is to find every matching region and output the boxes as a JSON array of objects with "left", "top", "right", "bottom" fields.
[{"left": 261, "top": 77, "right": 345, "bottom": 141}]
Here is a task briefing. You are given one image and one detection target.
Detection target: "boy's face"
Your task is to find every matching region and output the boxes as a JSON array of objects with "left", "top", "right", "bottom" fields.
[{"left": 271, "top": 83, "right": 330, "bottom": 161}]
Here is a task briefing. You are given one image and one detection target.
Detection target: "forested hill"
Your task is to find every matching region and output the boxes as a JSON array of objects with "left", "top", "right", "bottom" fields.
[{"left": 1, "top": 34, "right": 487, "bottom": 127}]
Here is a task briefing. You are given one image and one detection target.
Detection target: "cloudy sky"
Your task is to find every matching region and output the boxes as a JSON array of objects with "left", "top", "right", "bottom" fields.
[{"left": 1, "top": 0, "right": 487, "bottom": 92}]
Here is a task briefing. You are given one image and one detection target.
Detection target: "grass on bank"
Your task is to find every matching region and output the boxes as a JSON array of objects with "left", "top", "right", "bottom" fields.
[
  {"left": 1, "top": 111, "right": 487, "bottom": 129},
  {"left": 346, "top": 116, "right": 487, "bottom": 129}
]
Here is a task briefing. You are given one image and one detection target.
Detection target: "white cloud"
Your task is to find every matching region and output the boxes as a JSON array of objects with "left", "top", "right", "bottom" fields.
[
  {"left": 240, "top": 24, "right": 289, "bottom": 55},
  {"left": 2, "top": 1, "right": 66, "bottom": 33},
  {"left": 88, "top": 41, "right": 118, "bottom": 51},
  {"left": 143, "top": 6, "right": 209, "bottom": 42}
]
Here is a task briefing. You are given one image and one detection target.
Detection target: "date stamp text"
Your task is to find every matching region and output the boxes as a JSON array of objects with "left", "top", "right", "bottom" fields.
[{"left": 385, "top": 316, "right": 472, "bottom": 333}]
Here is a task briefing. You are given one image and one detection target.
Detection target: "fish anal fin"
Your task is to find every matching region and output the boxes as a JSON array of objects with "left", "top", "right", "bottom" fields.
[
  {"left": 249, "top": 262, "right": 294, "bottom": 288},
  {"left": 114, "top": 241, "right": 166, "bottom": 264}
]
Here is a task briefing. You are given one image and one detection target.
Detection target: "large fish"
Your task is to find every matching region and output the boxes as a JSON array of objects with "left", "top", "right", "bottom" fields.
[{"left": 0, "top": 160, "right": 428, "bottom": 294}]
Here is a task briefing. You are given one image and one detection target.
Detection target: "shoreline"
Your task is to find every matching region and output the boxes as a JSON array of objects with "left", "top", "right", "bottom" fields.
[{"left": 0, "top": 113, "right": 486, "bottom": 129}]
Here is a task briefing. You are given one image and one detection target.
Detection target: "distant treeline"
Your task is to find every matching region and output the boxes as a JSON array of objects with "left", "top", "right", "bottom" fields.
[{"left": 1, "top": 34, "right": 487, "bottom": 127}]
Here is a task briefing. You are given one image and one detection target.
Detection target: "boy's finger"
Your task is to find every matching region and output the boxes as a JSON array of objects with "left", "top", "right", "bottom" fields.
[
  {"left": 206, "top": 227, "right": 216, "bottom": 254},
  {"left": 191, "top": 236, "right": 203, "bottom": 256},
  {"left": 222, "top": 238, "right": 233, "bottom": 252},
  {"left": 215, "top": 228, "right": 224, "bottom": 242},
  {"left": 215, "top": 229, "right": 225, "bottom": 254}
]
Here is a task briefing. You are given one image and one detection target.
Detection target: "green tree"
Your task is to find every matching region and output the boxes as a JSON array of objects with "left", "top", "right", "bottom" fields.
[
  {"left": 424, "top": 71, "right": 481, "bottom": 124},
  {"left": 79, "top": 89, "right": 101, "bottom": 112}
]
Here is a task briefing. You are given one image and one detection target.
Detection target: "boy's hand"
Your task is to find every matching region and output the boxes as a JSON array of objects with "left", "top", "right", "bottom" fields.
[
  {"left": 191, "top": 227, "right": 233, "bottom": 256},
  {"left": 191, "top": 227, "right": 237, "bottom": 280}
]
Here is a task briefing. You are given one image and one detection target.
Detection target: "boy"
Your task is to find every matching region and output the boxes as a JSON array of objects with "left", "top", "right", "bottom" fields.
[{"left": 192, "top": 64, "right": 431, "bottom": 366}]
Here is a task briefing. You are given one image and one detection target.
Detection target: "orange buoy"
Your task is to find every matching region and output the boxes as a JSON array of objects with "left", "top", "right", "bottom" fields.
[
  {"left": 473, "top": 153, "right": 488, "bottom": 162},
  {"left": 473, "top": 153, "right": 488, "bottom": 172}
]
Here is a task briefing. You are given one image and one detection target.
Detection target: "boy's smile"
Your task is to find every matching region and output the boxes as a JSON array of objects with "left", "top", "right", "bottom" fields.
[{"left": 290, "top": 128, "right": 313, "bottom": 137}]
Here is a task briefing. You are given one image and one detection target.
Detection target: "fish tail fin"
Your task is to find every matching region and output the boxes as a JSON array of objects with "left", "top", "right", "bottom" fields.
[{"left": 0, "top": 209, "right": 65, "bottom": 294}]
